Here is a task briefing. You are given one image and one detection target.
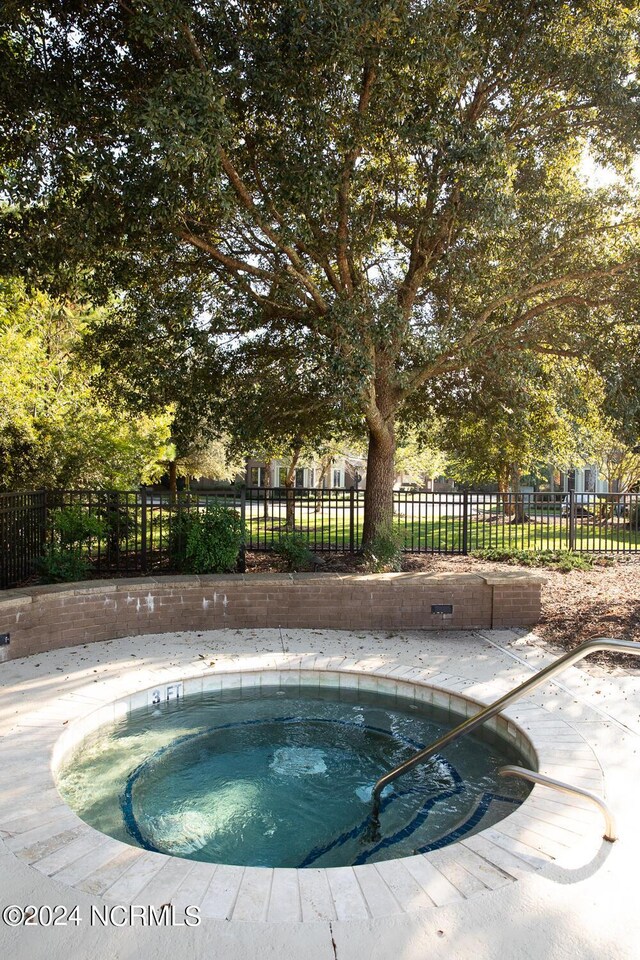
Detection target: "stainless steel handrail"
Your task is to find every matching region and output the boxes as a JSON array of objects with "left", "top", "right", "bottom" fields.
[
  {"left": 498, "top": 764, "right": 617, "bottom": 841},
  {"left": 370, "top": 637, "right": 639, "bottom": 825}
]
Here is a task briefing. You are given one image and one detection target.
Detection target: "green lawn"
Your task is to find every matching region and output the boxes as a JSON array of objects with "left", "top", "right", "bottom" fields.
[
  {"left": 74, "top": 498, "right": 640, "bottom": 571},
  {"left": 242, "top": 504, "right": 640, "bottom": 554}
]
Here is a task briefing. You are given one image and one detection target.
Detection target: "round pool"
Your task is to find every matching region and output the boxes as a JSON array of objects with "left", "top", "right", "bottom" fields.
[{"left": 56, "top": 675, "right": 532, "bottom": 869}]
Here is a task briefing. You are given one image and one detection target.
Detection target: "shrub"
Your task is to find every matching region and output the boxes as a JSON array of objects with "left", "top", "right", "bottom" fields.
[
  {"left": 38, "top": 548, "right": 91, "bottom": 583},
  {"left": 273, "top": 532, "right": 315, "bottom": 571},
  {"left": 362, "top": 527, "right": 404, "bottom": 573},
  {"left": 473, "top": 547, "right": 593, "bottom": 572},
  {"left": 167, "top": 508, "right": 191, "bottom": 567},
  {"left": 628, "top": 501, "right": 640, "bottom": 530},
  {"left": 95, "top": 491, "right": 138, "bottom": 560},
  {"left": 550, "top": 552, "right": 593, "bottom": 572},
  {"left": 170, "top": 503, "right": 245, "bottom": 574},
  {"left": 38, "top": 505, "right": 106, "bottom": 583},
  {"left": 53, "top": 505, "right": 105, "bottom": 544}
]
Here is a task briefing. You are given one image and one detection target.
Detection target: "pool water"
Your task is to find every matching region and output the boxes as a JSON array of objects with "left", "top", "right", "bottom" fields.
[{"left": 57, "top": 681, "right": 531, "bottom": 868}]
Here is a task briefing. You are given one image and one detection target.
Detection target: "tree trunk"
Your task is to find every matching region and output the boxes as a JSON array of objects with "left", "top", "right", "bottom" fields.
[
  {"left": 168, "top": 460, "right": 178, "bottom": 504},
  {"left": 509, "top": 463, "right": 529, "bottom": 524},
  {"left": 262, "top": 459, "right": 272, "bottom": 520},
  {"left": 315, "top": 455, "right": 331, "bottom": 512},
  {"left": 284, "top": 445, "right": 301, "bottom": 531},
  {"left": 497, "top": 463, "right": 511, "bottom": 517},
  {"left": 362, "top": 396, "right": 397, "bottom": 546}
]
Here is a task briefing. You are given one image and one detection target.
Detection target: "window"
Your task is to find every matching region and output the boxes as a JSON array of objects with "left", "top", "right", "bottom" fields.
[
  {"left": 295, "top": 468, "right": 305, "bottom": 488},
  {"left": 333, "top": 468, "right": 342, "bottom": 488},
  {"left": 308, "top": 468, "right": 315, "bottom": 487},
  {"left": 278, "top": 467, "right": 287, "bottom": 486},
  {"left": 248, "top": 466, "right": 260, "bottom": 486}
]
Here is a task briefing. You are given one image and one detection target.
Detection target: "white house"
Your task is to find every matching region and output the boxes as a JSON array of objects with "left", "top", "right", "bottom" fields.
[
  {"left": 244, "top": 454, "right": 367, "bottom": 489},
  {"left": 545, "top": 465, "right": 609, "bottom": 495}
]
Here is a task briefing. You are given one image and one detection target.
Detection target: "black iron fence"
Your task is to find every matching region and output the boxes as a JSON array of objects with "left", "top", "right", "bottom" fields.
[
  {"left": 0, "top": 490, "right": 47, "bottom": 588},
  {"left": 1, "top": 487, "right": 639, "bottom": 588}
]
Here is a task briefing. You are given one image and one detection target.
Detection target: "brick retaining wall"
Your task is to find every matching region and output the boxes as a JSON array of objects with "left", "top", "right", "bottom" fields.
[{"left": 0, "top": 571, "right": 543, "bottom": 663}]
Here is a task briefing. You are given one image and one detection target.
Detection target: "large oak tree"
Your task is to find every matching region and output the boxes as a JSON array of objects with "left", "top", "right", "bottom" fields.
[{"left": 2, "top": 0, "right": 640, "bottom": 540}]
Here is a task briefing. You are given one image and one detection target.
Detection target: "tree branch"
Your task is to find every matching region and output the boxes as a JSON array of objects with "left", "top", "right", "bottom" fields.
[
  {"left": 398, "top": 290, "right": 617, "bottom": 404},
  {"left": 179, "top": 18, "right": 330, "bottom": 313},
  {"left": 247, "top": 151, "right": 343, "bottom": 294},
  {"left": 216, "top": 148, "right": 329, "bottom": 313},
  {"left": 336, "top": 60, "right": 377, "bottom": 294},
  {"left": 465, "top": 258, "right": 639, "bottom": 342},
  {"left": 178, "top": 227, "right": 274, "bottom": 281}
]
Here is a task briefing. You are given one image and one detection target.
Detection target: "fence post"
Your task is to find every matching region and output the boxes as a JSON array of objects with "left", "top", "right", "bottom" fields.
[
  {"left": 237, "top": 485, "right": 247, "bottom": 573},
  {"left": 568, "top": 489, "right": 576, "bottom": 551},
  {"left": 40, "top": 488, "right": 48, "bottom": 558},
  {"left": 462, "top": 491, "right": 469, "bottom": 555},
  {"left": 349, "top": 486, "right": 355, "bottom": 553},
  {"left": 140, "top": 486, "right": 148, "bottom": 574}
]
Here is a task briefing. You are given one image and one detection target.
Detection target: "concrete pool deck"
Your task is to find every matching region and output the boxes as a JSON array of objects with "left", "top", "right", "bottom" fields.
[{"left": 0, "top": 626, "right": 639, "bottom": 960}]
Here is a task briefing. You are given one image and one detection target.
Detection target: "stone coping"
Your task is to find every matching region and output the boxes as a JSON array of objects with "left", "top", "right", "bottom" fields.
[
  {"left": 1, "top": 569, "right": 545, "bottom": 603},
  {"left": 0, "top": 643, "right": 604, "bottom": 924}
]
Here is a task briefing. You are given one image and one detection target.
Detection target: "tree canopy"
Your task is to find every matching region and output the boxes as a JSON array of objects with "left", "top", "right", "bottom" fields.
[
  {"left": 0, "top": 278, "right": 173, "bottom": 490},
  {"left": 2, "top": 1, "right": 640, "bottom": 535},
  {"left": 428, "top": 352, "right": 610, "bottom": 491}
]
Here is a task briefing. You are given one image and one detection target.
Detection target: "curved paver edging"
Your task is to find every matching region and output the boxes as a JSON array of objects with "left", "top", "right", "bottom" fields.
[
  {"left": 0, "top": 642, "right": 604, "bottom": 923},
  {"left": 0, "top": 571, "right": 544, "bottom": 663}
]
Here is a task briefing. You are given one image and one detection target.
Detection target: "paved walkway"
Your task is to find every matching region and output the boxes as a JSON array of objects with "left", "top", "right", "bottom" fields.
[{"left": 1, "top": 627, "right": 639, "bottom": 960}]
